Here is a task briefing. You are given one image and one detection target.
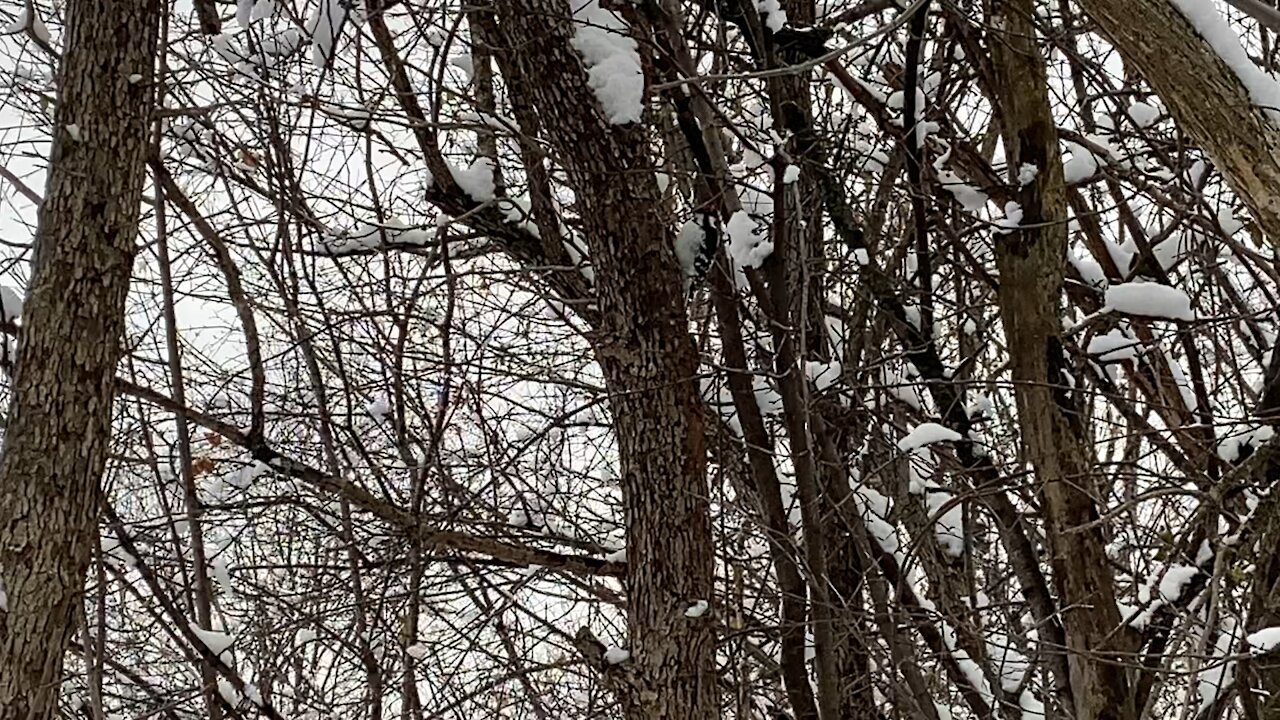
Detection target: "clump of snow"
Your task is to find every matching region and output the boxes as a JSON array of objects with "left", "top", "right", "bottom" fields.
[
  {"left": 1069, "top": 254, "right": 1107, "bottom": 290},
  {"left": 1248, "top": 627, "right": 1280, "bottom": 655},
  {"left": 851, "top": 482, "right": 902, "bottom": 558},
  {"left": 367, "top": 395, "right": 393, "bottom": 422},
  {"left": 322, "top": 219, "right": 431, "bottom": 254},
  {"left": 306, "top": 0, "right": 357, "bottom": 68},
  {"left": 0, "top": 286, "right": 23, "bottom": 324},
  {"left": 407, "top": 642, "right": 429, "bottom": 659},
  {"left": 782, "top": 165, "right": 801, "bottom": 184},
  {"left": 674, "top": 216, "right": 710, "bottom": 286},
  {"left": 757, "top": 0, "right": 786, "bottom": 31},
  {"left": 1105, "top": 282, "right": 1195, "bottom": 321},
  {"left": 684, "top": 600, "right": 709, "bottom": 618},
  {"left": 898, "top": 423, "right": 963, "bottom": 451},
  {"left": 924, "top": 485, "right": 965, "bottom": 558},
  {"left": 189, "top": 623, "right": 235, "bottom": 660},
  {"left": 805, "top": 360, "right": 842, "bottom": 391},
  {"left": 1128, "top": 101, "right": 1160, "bottom": 128},
  {"left": 571, "top": 0, "right": 644, "bottom": 124},
  {"left": 450, "top": 157, "right": 496, "bottom": 203},
  {"left": 603, "top": 645, "right": 630, "bottom": 664},
  {"left": 3, "top": 4, "right": 50, "bottom": 44},
  {"left": 227, "top": 460, "right": 271, "bottom": 491},
  {"left": 1158, "top": 564, "right": 1199, "bottom": 603},
  {"left": 1088, "top": 328, "right": 1142, "bottom": 362},
  {"left": 727, "top": 210, "right": 773, "bottom": 268},
  {"left": 1017, "top": 163, "right": 1039, "bottom": 187},
  {"left": 1170, "top": 0, "right": 1280, "bottom": 124},
  {"left": 940, "top": 173, "right": 989, "bottom": 213},
  {"left": 1200, "top": 620, "right": 1239, "bottom": 709},
  {"left": 995, "top": 201, "right": 1023, "bottom": 234},
  {"left": 449, "top": 53, "right": 475, "bottom": 82},
  {"left": 1062, "top": 142, "right": 1099, "bottom": 183}
]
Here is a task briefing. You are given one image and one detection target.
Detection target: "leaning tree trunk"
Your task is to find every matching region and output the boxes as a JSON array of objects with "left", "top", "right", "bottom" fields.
[
  {"left": 0, "top": 0, "right": 161, "bottom": 715},
  {"left": 986, "top": 1, "right": 1137, "bottom": 719},
  {"left": 485, "top": 2, "right": 717, "bottom": 719},
  {"left": 1077, "top": 0, "right": 1280, "bottom": 244}
]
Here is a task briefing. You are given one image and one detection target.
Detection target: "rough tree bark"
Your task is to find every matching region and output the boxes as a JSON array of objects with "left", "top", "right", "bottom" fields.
[
  {"left": 987, "top": 1, "right": 1136, "bottom": 719},
  {"left": 0, "top": 0, "right": 161, "bottom": 714},
  {"left": 485, "top": 2, "right": 717, "bottom": 718},
  {"left": 1074, "top": 0, "right": 1280, "bottom": 706},
  {"left": 1078, "top": 0, "right": 1280, "bottom": 243}
]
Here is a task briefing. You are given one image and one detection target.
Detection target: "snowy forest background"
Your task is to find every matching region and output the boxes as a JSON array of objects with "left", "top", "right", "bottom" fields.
[{"left": 3, "top": 0, "right": 1280, "bottom": 718}]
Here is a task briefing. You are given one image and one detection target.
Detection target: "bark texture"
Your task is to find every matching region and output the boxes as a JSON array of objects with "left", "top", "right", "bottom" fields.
[
  {"left": 485, "top": 3, "right": 716, "bottom": 718},
  {"left": 987, "top": 2, "right": 1135, "bottom": 719},
  {"left": 1078, "top": 0, "right": 1280, "bottom": 242},
  {"left": 0, "top": 0, "right": 160, "bottom": 714}
]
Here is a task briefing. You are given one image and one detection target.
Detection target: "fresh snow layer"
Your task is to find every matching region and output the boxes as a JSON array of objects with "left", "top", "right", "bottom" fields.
[
  {"left": 1248, "top": 627, "right": 1280, "bottom": 655},
  {"left": 571, "top": 0, "right": 644, "bottom": 124},
  {"left": 1170, "top": 0, "right": 1280, "bottom": 124},
  {"left": 897, "top": 422, "right": 963, "bottom": 451},
  {"left": 1105, "top": 282, "right": 1195, "bottom": 321}
]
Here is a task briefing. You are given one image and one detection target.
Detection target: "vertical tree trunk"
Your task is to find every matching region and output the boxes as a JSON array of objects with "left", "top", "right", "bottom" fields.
[
  {"left": 0, "top": 0, "right": 161, "bottom": 714},
  {"left": 986, "top": 2, "right": 1136, "bottom": 719},
  {"left": 485, "top": 3, "right": 717, "bottom": 718}
]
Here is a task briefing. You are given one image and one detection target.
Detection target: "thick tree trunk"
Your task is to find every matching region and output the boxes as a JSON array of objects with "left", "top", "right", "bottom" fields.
[
  {"left": 486, "top": 3, "right": 716, "bottom": 718},
  {"left": 987, "top": 2, "right": 1136, "bottom": 719},
  {"left": 1078, "top": 0, "right": 1280, "bottom": 243},
  {"left": 0, "top": 0, "right": 160, "bottom": 714}
]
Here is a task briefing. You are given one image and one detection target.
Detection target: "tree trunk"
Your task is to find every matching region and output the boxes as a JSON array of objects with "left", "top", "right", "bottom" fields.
[
  {"left": 485, "top": 3, "right": 717, "bottom": 718},
  {"left": 986, "top": 2, "right": 1136, "bottom": 719},
  {"left": 1078, "top": 0, "right": 1280, "bottom": 243},
  {"left": 0, "top": 0, "right": 161, "bottom": 714}
]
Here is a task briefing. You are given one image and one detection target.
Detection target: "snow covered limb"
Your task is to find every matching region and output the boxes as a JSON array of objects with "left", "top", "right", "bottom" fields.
[{"left": 1080, "top": 0, "right": 1280, "bottom": 245}]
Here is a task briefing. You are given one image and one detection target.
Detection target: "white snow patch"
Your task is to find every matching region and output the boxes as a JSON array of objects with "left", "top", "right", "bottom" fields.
[
  {"left": 571, "top": 0, "right": 644, "bottom": 124},
  {"left": 2, "top": 4, "right": 50, "bottom": 44},
  {"left": 805, "top": 360, "right": 842, "bottom": 391},
  {"left": 1170, "top": 0, "right": 1280, "bottom": 124},
  {"left": 367, "top": 395, "right": 393, "bottom": 421},
  {"left": 1062, "top": 142, "right": 1098, "bottom": 183},
  {"left": 684, "top": 600, "right": 709, "bottom": 618},
  {"left": 306, "top": 0, "right": 356, "bottom": 68},
  {"left": 995, "top": 201, "right": 1023, "bottom": 234},
  {"left": 1087, "top": 329, "right": 1142, "bottom": 361},
  {"left": 757, "top": 0, "right": 787, "bottom": 31},
  {"left": 1248, "top": 627, "right": 1280, "bottom": 655},
  {"left": 726, "top": 210, "right": 774, "bottom": 268},
  {"left": 898, "top": 423, "right": 962, "bottom": 451},
  {"left": 189, "top": 623, "right": 235, "bottom": 659},
  {"left": 1200, "top": 619, "right": 1239, "bottom": 709},
  {"left": 0, "top": 287, "right": 22, "bottom": 324},
  {"left": 450, "top": 157, "right": 496, "bottom": 203},
  {"left": 603, "top": 645, "right": 630, "bottom": 664},
  {"left": 1105, "top": 282, "right": 1195, "bottom": 321},
  {"left": 1158, "top": 563, "right": 1199, "bottom": 603},
  {"left": 1128, "top": 101, "right": 1160, "bottom": 128}
]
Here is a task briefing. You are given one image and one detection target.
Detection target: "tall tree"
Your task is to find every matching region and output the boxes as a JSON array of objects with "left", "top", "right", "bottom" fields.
[
  {"left": 483, "top": 2, "right": 717, "bottom": 718},
  {"left": 0, "top": 0, "right": 162, "bottom": 714}
]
